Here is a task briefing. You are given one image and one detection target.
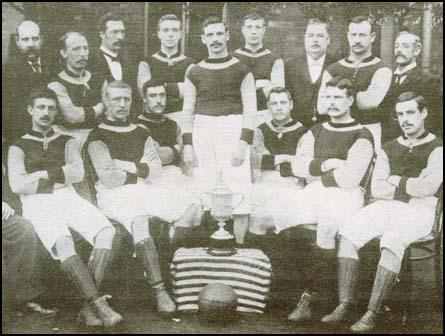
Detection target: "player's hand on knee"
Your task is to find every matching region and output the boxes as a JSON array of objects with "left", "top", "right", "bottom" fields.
[
  {"left": 231, "top": 141, "right": 248, "bottom": 167},
  {"left": 183, "top": 145, "right": 196, "bottom": 168},
  {"left": 2, "top": 202, "right": 15, "bottom": 221}
]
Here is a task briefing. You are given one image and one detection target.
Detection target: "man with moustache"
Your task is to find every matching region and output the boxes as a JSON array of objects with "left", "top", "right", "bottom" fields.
[
  {"left": 87, "top": 81, "right": 203, "bottom": 314},
  {"left": 322, "top": 92, "right": 442, "bottom": 332},
  {"left": 3, "top": 20, "right": 52, "bottom": 145},
  {"left": 90, "top": 12, "right": 139, "bottom": 117},
  {"left": 182, "top": 16, "right": 257, "bottom": 241},
  {"left": 318, "top": 16, "right": 392, "bottom": 150},
  {"left": 233, "top": 12, "right": 284, "bottom": 125},
  {"left": 8, "top": 87, "right": 122, "bottom": 328},
  {"left": 137, "top": 14, "right": 195, "bottom": 128},
  {"left": 381, "top": 31, "right": 442, "bottom": 142},
  {"left": 48, "top": 32, "right": 105, "bottom": 146},
  {"left": 249, "top": 77, "right": 374, "bottom": 322},
  {"left": 285, "top": 18, "right": 335, "bottom": 128}
]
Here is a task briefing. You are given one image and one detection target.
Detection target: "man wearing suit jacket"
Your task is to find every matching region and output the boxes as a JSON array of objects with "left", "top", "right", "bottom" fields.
[
  {"left": 88, "top": 12, "right": 139, "bottom": 116},
  {"left": 285, "top": 18, "right": 334, "bottom": 128},
  {"left": 3, "top": 21, "right": 52, "bottom": 145},
  {"left": 381, "top": 31, "right": 442, "bottom": 142}
]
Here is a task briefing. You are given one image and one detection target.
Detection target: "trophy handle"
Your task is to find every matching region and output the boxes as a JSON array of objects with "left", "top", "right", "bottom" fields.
[
  {"left": 232, "top": 193, "right": 244, "bottom": 209},
  {"left": 200, "top": 192, "right": 211, "bottom": 209}
]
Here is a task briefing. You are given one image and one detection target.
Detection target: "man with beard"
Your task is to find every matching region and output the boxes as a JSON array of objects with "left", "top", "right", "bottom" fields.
[
  {"left": 381, "top": 31, "right": 442, "bottom": 142},
  {"left": 89, "top": 12, "right": 139, "bottom": 117},
  {"left": 137, "top": 14, "right": 195, "bottom": 128},
  {"left": 318, "top": 16, "right": 392, "bottom": 150},
  {"left": 3, "top": 21, "right": 52, "bottom": 145},
  {"left": 48, "top": 32, "right": 105, "bottom": 146},
  {"left": 233, "top": 12, "right": 284, "bottom": 125},
  {"left": 322, "top": 92, "right": 442, "bottom": 332},
  {"left": 285, "top": 18, "right": 335, "bottom": 128}
]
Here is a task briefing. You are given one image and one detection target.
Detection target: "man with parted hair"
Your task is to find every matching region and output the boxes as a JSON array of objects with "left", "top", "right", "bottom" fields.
[
  {"left": 234, "top": 12, "right": 284, "bottom": 124},
  {"left": 322, "top": 91, "right": 442, "bottom": 332},
  {"left": 7, "top": 87, "right": 122, "bottom": 328},
  {"left": 381, "top": 31, "right": 442, "bottom": 142},
  {"left": 248, "top": 77, "right": 374, "bottom": 322},
  {"left": 47, "top": 31, "right": 105, "bottom": 146},
  {"left": 3, "top": 20, "right": 52, "bottom": 145},
  {"left": 137, "top": 14, "right": 195, "bottom": 128},
  {"left": 318, "top": 15, "right": 392, "bottom": 150},
  {"left": 89, "top": 12, "right": 139, "bottom": 117},
  {"left": 182, "top": 16, "right": 257, "bottom": 239},
  {"left": 87, "top": 80, "right": 203, "bottom": 315},
  {"left": 285, "top": 18, "right": 335, "bottom": 128}
]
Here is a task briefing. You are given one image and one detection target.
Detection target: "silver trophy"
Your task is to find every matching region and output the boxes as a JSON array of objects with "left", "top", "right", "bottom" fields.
[{"left": 201, "top": 176, "right": 244, "bottom": 256}]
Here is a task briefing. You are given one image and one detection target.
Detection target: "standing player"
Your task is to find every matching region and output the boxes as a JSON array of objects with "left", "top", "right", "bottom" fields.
[
  {"left": 182, "top": 16, "right": 257, "bottom": 234},
  {"left": 8, "top": 88, "right": 122, "bottom": 328},
  {"left": 48, "top": 32, "right": 105, "bottom": 146},
  {"left": 234, "top": 12, "right": 284, "bottom": 125},
  {"left": 137, "top": 14, "right": 195, "bottom": 129},
  {"left": 323, "top": 92, "right": 442, "bottom": 332},
  {"left": 318, "top": 16, "right": 392, "bottom": 150}
]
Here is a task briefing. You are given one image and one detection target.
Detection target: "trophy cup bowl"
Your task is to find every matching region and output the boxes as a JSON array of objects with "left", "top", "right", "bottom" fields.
[{"left": 201, "top": 182, "right": 244, "bottom": 257}]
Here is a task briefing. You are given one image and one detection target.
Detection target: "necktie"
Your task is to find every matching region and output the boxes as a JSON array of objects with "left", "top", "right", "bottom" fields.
[{"left": 30, "top": 60, "right": 41, "bottom": 74}]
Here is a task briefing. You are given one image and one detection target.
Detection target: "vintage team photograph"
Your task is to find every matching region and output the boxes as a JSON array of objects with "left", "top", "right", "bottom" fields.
[{"left": 2, "top": 2, "right": 443, "bottom": 334}]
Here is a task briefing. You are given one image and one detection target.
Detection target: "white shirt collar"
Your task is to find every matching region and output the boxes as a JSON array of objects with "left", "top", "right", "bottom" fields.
[
  {"left": 394, "top": 61, "right": 417, "bottom": 76},
  {"left": 306, "top": 53, "right": 326, "bottom": 67},
  {"left": 100, "top": 46, "right": 118, "bottom": 59}
]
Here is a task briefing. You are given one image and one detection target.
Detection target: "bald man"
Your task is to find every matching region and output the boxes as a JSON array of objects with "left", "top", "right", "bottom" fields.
[{"left": 3, "top": 21, "right": 53, "bottom": 145}]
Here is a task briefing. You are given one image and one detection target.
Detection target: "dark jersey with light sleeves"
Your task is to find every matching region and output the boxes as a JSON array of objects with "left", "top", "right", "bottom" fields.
[
  {"left": 234, "top": 47, "right": 280, "bottom": 110},
  {"left": 139, "top": 51, "right": 194, "bottom": 113},
  {"left": 253, "top": 119, "right": 306, "bottom": 176}
]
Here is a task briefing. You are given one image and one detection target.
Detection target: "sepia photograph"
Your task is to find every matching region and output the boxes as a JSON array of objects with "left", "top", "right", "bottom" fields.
[{"left": 2, "top": 2, "right": 443, "bottom": 334}]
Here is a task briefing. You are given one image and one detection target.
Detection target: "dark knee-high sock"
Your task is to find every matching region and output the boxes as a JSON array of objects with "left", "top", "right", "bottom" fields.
[
  {"left": 88, "top": 249, "right": 111, "bottom": 291},
  {"left": 61, "top": 255, "right": 100, "bottom": 303},
  {"left": 306, "top": 246, "right": 337, "bottom": 295},
  {"left": 134, "top": 237, "right": 163, "bottom": 288}
]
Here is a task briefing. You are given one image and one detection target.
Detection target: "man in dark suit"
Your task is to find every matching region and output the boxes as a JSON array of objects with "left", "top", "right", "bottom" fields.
[
  {"left": 2, "top": 21, "right": 52, "bottom": 145},
  {"left": 88, "top": 12, "right": 139, "bottom": 116},
  {"left": 285, "top": 18, "right": 335, "bottom": 128},
  {"left": 381, "top": 31, "right": 442, "bottom": 142}
]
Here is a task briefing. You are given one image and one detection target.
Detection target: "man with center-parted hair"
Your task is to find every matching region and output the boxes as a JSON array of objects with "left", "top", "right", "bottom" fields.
[
  {"left": 137, "top": 14, "right": 195, "bottom": 128},
  {"left": 89, "top": 11, "right": 139, "bottom": 117},
  {"left": 7, "top": 87, "right": 122, "bottom": 328},
  {"left": 322, "top": 91, "right": 443, "bottom": 332},
  {"left": 47, "top": 31, "right": 105, "bottom": 146},
  {"left": 248, "top": 77, "right": 374, "bottom": 322},
  {"left": 233, "top": 12, "right": 284, "bottom": 124},
  {"left": 87, "top": 80, "right": 204, "bottom": 315},
  {"left": 182, "top": 16, "right": 257, "bottom": 239}
]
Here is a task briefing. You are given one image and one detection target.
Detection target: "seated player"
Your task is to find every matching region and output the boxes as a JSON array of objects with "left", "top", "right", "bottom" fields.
[
  {"left": 2, "top": 137, "right": 57, "bottom": 320},
  {"left": 248, "top": 77, "right": 374, "bottom": 321},
  {"left": 322, "top": 92, "right": 443, "bottom": 332},
  {"left": 247, "top": 87, "right": 306, "bottom": 243},
  {"left": 87, "top": 81, "right": 203, "bottom": 314},
  {"left": 7, "top": 88, "right": 122, "bottom": 328}
]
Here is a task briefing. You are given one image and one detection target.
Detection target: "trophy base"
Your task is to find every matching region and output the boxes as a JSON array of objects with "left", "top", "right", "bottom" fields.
[{"left": 208, "top": 236, "right": 236, "bottom": 257}]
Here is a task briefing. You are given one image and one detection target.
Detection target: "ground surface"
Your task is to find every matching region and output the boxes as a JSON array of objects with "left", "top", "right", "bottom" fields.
[{"left": 3, "top": 234, "right": 443, "bottom": 334}]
